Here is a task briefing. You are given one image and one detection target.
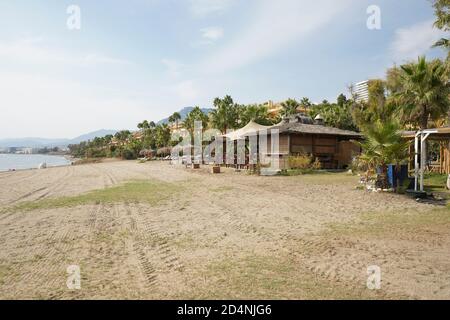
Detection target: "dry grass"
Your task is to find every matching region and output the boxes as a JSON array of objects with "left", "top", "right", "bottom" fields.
[
  {"left": 3, "top": 180, "right": 182, "bottom": 213},
  {"left": 327, "top": 207, "right": 450, "bottom": 238},
  {"left": 181, "top": 252, "right": 397, "bottom": 300}
]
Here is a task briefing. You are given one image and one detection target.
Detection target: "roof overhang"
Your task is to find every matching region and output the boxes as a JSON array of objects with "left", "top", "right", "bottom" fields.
[{"left": 401, "top": 128, "right": 450, "bottom": 140}]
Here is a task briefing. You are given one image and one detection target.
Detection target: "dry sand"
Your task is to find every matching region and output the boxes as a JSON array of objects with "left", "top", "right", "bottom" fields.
[{"left": 0, "top": 160, "right": 448, "bottom": 299}]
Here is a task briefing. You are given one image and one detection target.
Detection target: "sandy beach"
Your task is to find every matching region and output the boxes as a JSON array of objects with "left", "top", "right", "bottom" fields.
[{"left": 0, "top": 160, "right": 449, "bottom": 299}]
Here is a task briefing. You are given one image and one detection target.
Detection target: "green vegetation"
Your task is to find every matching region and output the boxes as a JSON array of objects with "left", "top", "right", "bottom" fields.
[
  {"left": 287, "top": 154, "right": 322, "bottom": 171},
  {"left": 309, "top": 95, "right": 358, "bottom": 131},
  {"left": 357, "top": 118, "right": 409, "bottom": 189},
  {"left": 393, "top": 57, "right": 449, "bottom": 129},
  {"left": 183, "top": 106, "right": 210, "bottom": 136},
  {"left": 280, "top": 98, "right": 300, "bottom": 118},
  {"left": 169, "top": 112, "right": 181, "bottom": 130},
  {"left": 351, "top": 79, "right": 396, "bottom": 127},
  {"left": 432, "top": 0, "right": 449, "bottom": 50},
  {"left": 425, "top": 172, "right": 449, "bottom": 187},
  {"left": 423, "top": 173, "right": 450, "bottom": 198},
  {"left": 4, "top": 180, "right": 183, "bottom": 213},
  {"left": 238, "top": 103, "right": 275, "bottom": 126}
]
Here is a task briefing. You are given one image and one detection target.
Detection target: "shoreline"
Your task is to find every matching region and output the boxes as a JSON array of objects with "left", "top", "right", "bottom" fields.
[{"left": 0, "top": 154, "right": 74, "bottom": 172}]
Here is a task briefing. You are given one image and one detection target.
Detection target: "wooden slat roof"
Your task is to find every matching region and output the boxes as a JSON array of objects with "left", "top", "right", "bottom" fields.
[{"left": 401, "top": 127, "right": 450, "bottom": 140}]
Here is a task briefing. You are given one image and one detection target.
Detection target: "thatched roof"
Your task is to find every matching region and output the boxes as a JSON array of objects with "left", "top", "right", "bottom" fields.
[
  {"left": 156, "top": 147, "right": 172, "bottom": 156},
  {"left": 270, "top": 122, "right": 362, "bottom": 138}
]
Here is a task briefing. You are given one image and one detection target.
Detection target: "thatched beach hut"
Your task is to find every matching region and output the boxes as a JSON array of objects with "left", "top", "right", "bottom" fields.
[
  {"left": 262, "top": 117, "right": 362, "bottom": 169},
  {"left": 220, "top": 116, "right": 362, "bottom": 170}
]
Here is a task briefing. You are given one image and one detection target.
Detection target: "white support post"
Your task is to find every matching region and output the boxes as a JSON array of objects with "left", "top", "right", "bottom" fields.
[
  {"left": 420, "top": 132, "right": 432, "bottom": 192},
  {"left": 414, "top": 133, "right": 420, "bottom": 191},
  {"left": 420, "top": 133, "right": 425, "bottom": 192}
]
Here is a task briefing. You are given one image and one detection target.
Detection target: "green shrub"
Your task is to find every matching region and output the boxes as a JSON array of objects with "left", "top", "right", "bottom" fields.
[
  {"left": 121, "top": 148, "right": 137, "bottom": 160},
  {"left": 288, "top": 155, "right": 313, "bottom": 169}
]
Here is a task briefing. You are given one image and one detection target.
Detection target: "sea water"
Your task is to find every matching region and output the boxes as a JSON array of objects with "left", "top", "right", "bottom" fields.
[{"left": 0, "top": 154, "right": 71, "bottom": 171}]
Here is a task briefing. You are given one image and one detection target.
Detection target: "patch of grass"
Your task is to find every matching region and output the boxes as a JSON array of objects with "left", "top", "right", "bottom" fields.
[
  {"left": 423, "top": 173, "right": 450, "bottom": 199},
  {"left": 73, "top": 158, "right": 104, "bottom": 165},
  {"left": 327, "top": 207, "right": 450, "bottom": 239},
  {"left": 209, "top": 186, "right": 234, "bottom": 193},
  {"left": 4, "top": 180, "right": 183, "bottom": 213},
  {"left": 279, "top": 171, "right": 358, "bottom": 185},
  {"left": 185, "top": 253, "right": 395, "bottom": 300},
  {"left": 424, "top": 173, "right": 448, "bottom": 187}
]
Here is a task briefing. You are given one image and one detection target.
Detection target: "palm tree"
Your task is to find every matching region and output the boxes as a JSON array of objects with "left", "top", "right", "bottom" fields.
[
  {"left": 114, "top": 130, "right": 131, "bottom": 142},
  {"left": 239, "top": 104, "right": 272, "bottom": 126},
  {"left": 137, "top": 120, "right": 150, "bottom": 130},
  {"left": 431, "top": 0, "right": 449, "bottom": 50},
  {"left": 184, "top": 106, "right": 209, "bottom": 136},
  {"left": 171, "top": 112, "right": 181, "bottom": 129},
  {"left": 357, "top": 118, "right": 409, "bottom": 189},
  {"left": 299, "top": 97, "right": 313, "bottom": 112},
  {"left": 395, "top": 56, "right": 449, "bottom": 129},
  {"left": 154, "top": 124, "right": 171, "bottom": 148},
  {"left": 168, "top": 115, "right": 174, "bottom": 128},
  {"left": 210, "top": 95, "right": 239, "bottom": 134},
  {"left": 280, "top": 98, "right": 300, "bottom": 118}
]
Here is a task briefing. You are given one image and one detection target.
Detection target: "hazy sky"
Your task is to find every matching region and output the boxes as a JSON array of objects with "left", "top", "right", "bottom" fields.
[{"left": 0, "top": 0, "right": 447, "bottom": 138}]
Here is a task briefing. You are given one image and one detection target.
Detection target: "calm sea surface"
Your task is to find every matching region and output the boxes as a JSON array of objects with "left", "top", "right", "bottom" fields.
[{"left": 0, "top": 154, "right": 71, "bottom": 171}]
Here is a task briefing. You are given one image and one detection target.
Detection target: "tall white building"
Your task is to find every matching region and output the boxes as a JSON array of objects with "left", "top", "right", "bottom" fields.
[{"left": 354, "top": 80, "right": 369, "bottom": 103}]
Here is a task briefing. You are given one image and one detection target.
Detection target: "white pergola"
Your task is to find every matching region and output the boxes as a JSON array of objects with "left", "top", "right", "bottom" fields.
[{"left": 412, "top": 128, "right": 450, "bottom": 192}]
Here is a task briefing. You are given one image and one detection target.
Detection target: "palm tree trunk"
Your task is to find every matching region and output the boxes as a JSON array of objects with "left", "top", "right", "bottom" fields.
[{"left": 420, "top": 106, "right": 428, "bottom": 130}]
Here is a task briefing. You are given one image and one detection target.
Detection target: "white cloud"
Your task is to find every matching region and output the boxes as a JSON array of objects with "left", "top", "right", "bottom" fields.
[
  {"left": 0, "top": 72, "right": 149, "bottom": 138},
  {"left": 0, "top": 37, "right": 131, "bottom": 66},
  {"left": 198, "top": 0, "right": 353, "bottom": 74},
  {"left": 173, "top": 80, "right": 200, "bottom": 102},
  {"left": 188, "top": 0, "right": 235, "bottom": 17},
  {"left": 81, "top": 54, "right": 131, "bottom": 66},
  {"left": 200, "top": 27, "right": 224, "bottom": 41},
  {"left": 161, "top": 58, "right": 184, "bottom": 78},
  {"left": 389, "top": 20, "right": 447, "bottom": 62}
]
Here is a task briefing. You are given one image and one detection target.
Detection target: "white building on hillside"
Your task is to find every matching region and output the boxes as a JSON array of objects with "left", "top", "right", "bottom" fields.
[{"left": 354, "top": 80, "right": 369, "bottom": 103}]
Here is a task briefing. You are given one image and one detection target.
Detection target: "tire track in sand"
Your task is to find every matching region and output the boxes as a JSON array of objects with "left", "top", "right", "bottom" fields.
[
  {"left": 122, "top": 202, "right": 184, "bottom": 289},
  {"left": 0, "top": 167, "right": 76, "bottom": 226},
  {"left": 123, "top": 203, "right": 157, "bottom": 287},
  {"left": 6, "top": 205, "right": 88, "bottom": 298}
]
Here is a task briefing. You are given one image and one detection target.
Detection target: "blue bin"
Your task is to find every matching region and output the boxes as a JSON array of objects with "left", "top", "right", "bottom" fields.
[{"left": 387, "top": 165, "right": 408, "bottom": 188}]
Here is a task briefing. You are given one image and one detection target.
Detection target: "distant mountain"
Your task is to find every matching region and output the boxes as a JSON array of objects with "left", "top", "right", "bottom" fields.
[
  {"left": 157, "top": 107, "right": 213, "bottom": 125},
  {"left": 0, "top": 138, "right": 67, "bottom": 148},
  {"left": 0, "top": 129, "right": 118, "bottom": 148},
  {"left": 1, "top": 107, "right": 216, "bottom": 148},
  {"left": 68, "top": 129, "right": 118, "bottom": 145}
]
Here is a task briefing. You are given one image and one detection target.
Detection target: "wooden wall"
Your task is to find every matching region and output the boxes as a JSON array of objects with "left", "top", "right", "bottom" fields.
[
  {"left": 260, "top": 133, "right": 360, "bottom": 170},
  {"left": 336, "top": 141, "right": 360, "bottom": 168},
  {"left": 290, "top": 134, "right": 336, "bottom": 169},
  {"left": 440, "top": 142, "right": 450, "bottom": 174},
  {"left": 260, "top": 134, "right": 290, "bottom": 170},
  {"left": 288, "top": 134, "right": 360, "bottom": 169}
]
